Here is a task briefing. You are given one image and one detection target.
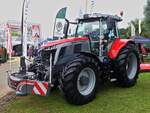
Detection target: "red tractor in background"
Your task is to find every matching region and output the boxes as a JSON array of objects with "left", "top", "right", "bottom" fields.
[
  {"left": 134, "top": 37, "right": 150, "bottom": 72},
  {"left": 0, "top": 45, "right": 8, "bottom": 63},
  {"left": 8, "top": 13, "right": 140, "bottom": 105}
]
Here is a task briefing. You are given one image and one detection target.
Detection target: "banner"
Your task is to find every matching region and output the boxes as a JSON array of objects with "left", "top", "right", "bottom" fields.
[
  {"left": 32, "top": 25, "right": 40, "bottom": 40},
  {"left": 139, "top": 19, "right": 142, "bottom": 35},
  {"left": 53, "top": 7, "right": 67, "bottom": 39},
  {"left": 54, "top": 18, "right": 66, "bottom": 37},
  {"left": 131, "top": 23, "right": 135, "bottom": 36},
  {"left": 6, "top": 24, "right": 13, "bottom": 55},
  {"left": 56, "top": 7, "right": 67, "bottom": 19},
  {"left": 21, "top": 0, "right": 30, "bottom": 57}
]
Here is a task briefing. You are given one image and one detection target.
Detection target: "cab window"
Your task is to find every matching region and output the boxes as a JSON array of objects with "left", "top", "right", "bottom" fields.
[
  {"left": 101, "top": 19, "right": 118, "bottom": 40},
  {"left": 77, "top": 20, "right": 100, "bottom": 41}
]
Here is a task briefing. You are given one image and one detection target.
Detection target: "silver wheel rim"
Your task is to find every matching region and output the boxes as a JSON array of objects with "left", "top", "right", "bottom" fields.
[
  {"left": 126, "top": 53, "right": 138, "bottom": 80},
  {"left": 77, "top": 67, "right": 96, "bottom": 96}
]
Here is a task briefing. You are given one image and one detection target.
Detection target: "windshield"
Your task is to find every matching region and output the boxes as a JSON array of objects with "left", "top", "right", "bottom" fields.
[{"left": 76, "top": 20, "right": 100, "bottom": 40}]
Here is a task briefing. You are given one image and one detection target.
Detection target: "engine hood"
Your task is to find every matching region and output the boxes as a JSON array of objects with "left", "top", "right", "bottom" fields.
[{"left": 41, "top": 37, "right": 89, "bottom": 48}]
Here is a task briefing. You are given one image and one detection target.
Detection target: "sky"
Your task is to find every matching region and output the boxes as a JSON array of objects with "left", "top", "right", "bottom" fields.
[{"left": 0, "top": 0, "right": 147, "bottom": 38}]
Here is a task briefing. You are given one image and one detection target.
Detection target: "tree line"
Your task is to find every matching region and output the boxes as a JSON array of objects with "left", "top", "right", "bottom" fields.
[{"left": 120, "top": 0, "right": 150, "bottom": 38}]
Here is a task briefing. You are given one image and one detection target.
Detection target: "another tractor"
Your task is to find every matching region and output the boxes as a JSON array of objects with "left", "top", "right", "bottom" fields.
[
  {"left": 8, "top": 13, "right": 140, "bottom": 105},
  {"left": 0, "top": 45, "right": 7, "bottom": 63}
]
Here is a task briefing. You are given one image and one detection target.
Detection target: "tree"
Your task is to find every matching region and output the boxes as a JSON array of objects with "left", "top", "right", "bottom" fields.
[
  {"left": 119, "top": 28, "right": 128, "bottom": 39},
  {"left": 120, "top": 19, "right": 141, "bottom": 38}
]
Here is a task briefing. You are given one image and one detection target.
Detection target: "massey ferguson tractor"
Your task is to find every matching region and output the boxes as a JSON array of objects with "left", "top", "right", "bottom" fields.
[{"left": 8, "top": 13, "right": 140, "bottom": 105}]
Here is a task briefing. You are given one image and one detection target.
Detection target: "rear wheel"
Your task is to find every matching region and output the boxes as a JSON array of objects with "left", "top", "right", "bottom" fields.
[
  {"left": 59, "top": 55, "right": 100, "bottom": 105},
  {"left": 114, "top": 43, "right": 140, "bottom": 87}
]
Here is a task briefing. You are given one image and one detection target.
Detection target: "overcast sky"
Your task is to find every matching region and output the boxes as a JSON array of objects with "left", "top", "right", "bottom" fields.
[{"left": 0, "top": 0, "right": 147, "bottom": 38}]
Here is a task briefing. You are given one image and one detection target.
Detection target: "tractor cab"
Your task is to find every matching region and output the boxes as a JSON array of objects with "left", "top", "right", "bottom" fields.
[
  {"left": 76, "top": 13, "right": 122, "bottom": 39},
  {"left": 74, "top": 13, "right": 122, "bottom": 60}
]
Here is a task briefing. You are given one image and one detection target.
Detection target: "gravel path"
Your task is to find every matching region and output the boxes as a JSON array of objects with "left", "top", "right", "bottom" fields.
[
  {"left": 0, "top": 57, "right": 20, "bottom": 98},
  {"left": 0, "top": 58, "right": 20, "bottom": 112},
  {"left": 0, "top": 92, "right": 16, "bottom": 112}
]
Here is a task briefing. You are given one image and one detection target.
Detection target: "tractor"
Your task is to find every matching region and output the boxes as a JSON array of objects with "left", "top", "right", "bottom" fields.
[
  {"left": 8, "top": 13, "right": 140, "bottom": 105},
  {"left": 0, "top": 45, "right": 7, "bottom": 63}
]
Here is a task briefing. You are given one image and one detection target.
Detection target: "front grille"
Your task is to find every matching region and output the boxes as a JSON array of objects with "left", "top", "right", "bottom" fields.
[{"left": 41, "top": 49, "right": 56, "bottom": 66}]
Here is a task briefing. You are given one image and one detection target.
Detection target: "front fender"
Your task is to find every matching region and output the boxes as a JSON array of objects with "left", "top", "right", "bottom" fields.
[{"left": 108, "top": 38, "right": 135, "bottom": 59}]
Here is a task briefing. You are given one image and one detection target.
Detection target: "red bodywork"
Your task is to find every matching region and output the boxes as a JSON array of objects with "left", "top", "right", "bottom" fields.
[
  {"left": 41, "top": 37, "right": 89, "bottom": 48},
  {"left": 109, "top": 38, "right": 133, "bottom": 59},
  {"left": 140, "top": 64, "right": 150, "bottom": 72},
  {"left": 42, "top": 37, "right": 133, "bottom": 60}
]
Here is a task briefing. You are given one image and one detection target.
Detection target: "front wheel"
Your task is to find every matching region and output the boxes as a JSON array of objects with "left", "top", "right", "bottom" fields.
[
  {"left": 114, "top": 43, "right": 140, "bottom": 87},
  {"left": 59, "top": 55, "right": 100, "bottom": 105}
]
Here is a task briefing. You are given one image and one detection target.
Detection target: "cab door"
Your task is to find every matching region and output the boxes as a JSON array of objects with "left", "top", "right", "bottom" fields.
[{"left": 76, "top": 19, "right": 100, "bottom": 56}]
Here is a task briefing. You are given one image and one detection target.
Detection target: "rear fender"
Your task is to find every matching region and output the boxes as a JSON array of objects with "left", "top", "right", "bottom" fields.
[{"left": 108, "top": 38, "right": 135, "bottom": 59}]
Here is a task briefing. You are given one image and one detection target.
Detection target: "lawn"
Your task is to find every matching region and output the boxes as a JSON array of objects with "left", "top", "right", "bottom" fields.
[{"left": 2, "top": 73, "right": 150, "bottom": 113}]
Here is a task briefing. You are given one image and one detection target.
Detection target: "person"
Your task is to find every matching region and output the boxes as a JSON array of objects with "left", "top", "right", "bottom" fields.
[
  {"left": 28, "top": 45, "right": 33, "bottom": 59},
  {"left": 33, "top": 46, "right": 39, "bottom": 57}
]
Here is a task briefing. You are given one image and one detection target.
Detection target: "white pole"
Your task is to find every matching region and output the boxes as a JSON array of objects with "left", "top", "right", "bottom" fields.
[
  {"left": 139, "top": 19, "right": 142, "bottom": 35},
  {"left": 49, "top": 53, "right": 52, "bottom": 84},
  {"left": 9, "top": 51, "right": 12, "bottom": 73}
]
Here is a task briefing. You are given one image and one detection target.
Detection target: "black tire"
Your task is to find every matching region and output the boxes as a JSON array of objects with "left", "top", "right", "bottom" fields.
[
  {"left": 114, "top": 43, "right": 140, "bottom": 87},
  {"left": 59, "top": 54, "right": 100, "bottom": 105}
]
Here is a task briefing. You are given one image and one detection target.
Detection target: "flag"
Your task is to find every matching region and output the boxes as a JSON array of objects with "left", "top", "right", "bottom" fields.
[
  {"left": 56, "top": 7, "right": 67, "bottom": 19},
  {"left": 53, "top": 7, "right": 67, "bottom": 39},
  {"left": 139, "top": 19, "right": 142, "bottom": 35},
  {"left": 131, "top": 23, "right": 135, "bottom": 36},
  {"left": 6, "top": 24, "right": 13, "bottom": 56},
  {"left": 90, "top": 0, "right": 95, "bottom": 13},
  {"left": 79, "top": 9, "right": 83, "bottom": 18},
  {"left": 21, "top": 0, "right": 30, "bottom": 57}
]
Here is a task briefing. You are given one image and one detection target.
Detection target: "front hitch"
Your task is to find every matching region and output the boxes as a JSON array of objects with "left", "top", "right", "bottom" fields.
[{"left": 7, "top": 52, "right": 53, "bottom": 96}]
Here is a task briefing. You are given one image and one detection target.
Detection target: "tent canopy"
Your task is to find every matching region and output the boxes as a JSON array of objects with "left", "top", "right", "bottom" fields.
[{"left": 134, "top": 36, "right": 150, "bottom": 44}]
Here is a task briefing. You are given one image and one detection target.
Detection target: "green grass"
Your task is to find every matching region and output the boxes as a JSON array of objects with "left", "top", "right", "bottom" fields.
[{"left": 2, "top": 73, "right": 150, "bottom": 113}]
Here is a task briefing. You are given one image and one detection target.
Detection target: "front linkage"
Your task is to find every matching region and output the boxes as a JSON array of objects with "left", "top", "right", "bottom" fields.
[{"left": 8, "top": 53, "right": 53, "bottom": 96}]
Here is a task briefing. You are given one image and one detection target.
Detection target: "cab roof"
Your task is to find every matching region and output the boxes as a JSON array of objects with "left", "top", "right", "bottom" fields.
[{"left": 78, "top": 13, "right": 122, "bottom": 22}]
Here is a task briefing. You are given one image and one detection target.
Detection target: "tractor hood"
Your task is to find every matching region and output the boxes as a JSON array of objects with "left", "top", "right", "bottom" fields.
[{"left": 41, "top": 37, "right": 89, "bottom": 48}]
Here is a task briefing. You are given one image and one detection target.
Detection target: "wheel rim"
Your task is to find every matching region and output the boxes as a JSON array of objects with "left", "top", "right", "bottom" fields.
[
  {"left": 126, "top": 53, "right": 138, "bottom": 80},
  {"left": 77, "top": 67, "right": 96, "bottom": 96}
]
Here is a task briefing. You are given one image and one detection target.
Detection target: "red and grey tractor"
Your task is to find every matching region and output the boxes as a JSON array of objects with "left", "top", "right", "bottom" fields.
[{"left": 8, "top": 13, "right": 140, "bottom": 105}]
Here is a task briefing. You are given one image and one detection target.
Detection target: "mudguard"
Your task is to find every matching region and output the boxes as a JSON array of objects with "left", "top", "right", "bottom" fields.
[{"left": 108, "top": 38, "right": 135, "bottom": 59}]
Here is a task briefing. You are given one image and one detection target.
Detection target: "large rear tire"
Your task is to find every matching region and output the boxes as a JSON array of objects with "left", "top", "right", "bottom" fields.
[
  {"left": 114, "top": 43, "right": 140, "bottom": 87},
  {"left": 59, "top": 55, "right": 100, "bottom": 105}
]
